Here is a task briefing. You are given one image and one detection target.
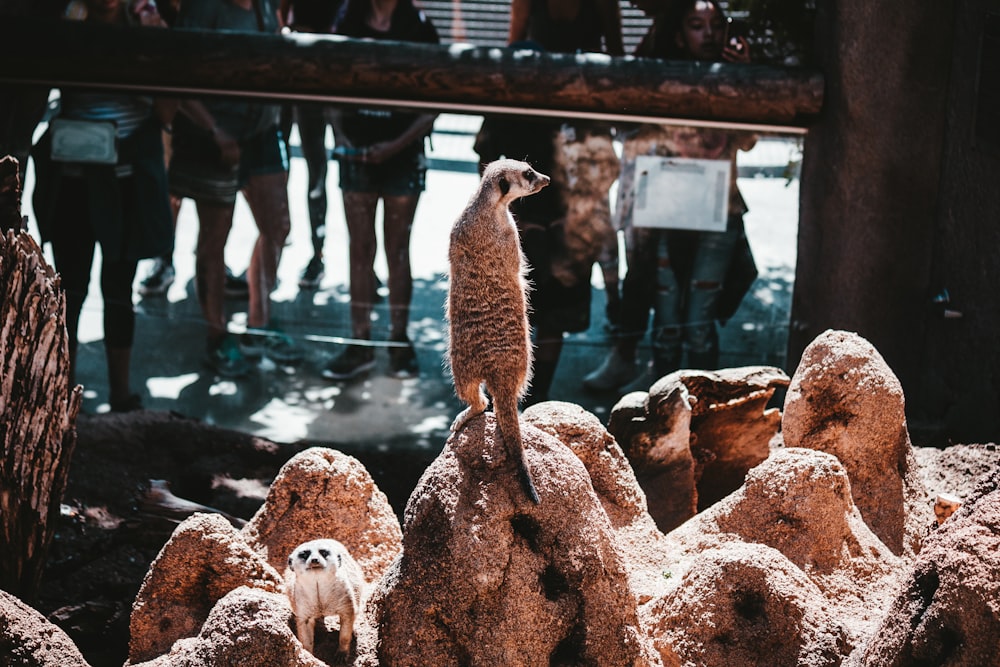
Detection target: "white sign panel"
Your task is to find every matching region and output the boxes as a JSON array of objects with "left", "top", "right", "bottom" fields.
[{"left": 632, "top": 155, "right": 730, "bottom": 232}]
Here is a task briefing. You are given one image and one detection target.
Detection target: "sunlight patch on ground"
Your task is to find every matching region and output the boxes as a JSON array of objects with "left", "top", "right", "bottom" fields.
[
  {"left": 409, "top": 414, "right": 452, "bottom": 435},
  {"left": 209, "top": 381, "right": 239, "bottom": 396},
  {"left": 250, "top": 398, "right": 315, "bottom": 441},
  {"left": 211, "top": 474, "right": 271, "bottom": 501},
  {"left": 146, "top": 373, "right": 200, "bottom": 400}
]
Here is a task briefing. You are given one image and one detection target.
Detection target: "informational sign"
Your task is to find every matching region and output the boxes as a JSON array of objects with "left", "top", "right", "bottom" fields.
[{"left": 632, "top": 155, "right": 730, "bottom": 232}]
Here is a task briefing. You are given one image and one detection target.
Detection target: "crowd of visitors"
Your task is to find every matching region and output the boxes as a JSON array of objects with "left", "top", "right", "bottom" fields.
[{"left": 19, "top": 0, "right": 760, "bottom": 412}]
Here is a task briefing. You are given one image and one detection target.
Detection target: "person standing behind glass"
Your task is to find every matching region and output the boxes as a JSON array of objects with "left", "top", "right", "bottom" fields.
[
  {"left": 584, "top": 0, "right": 756, "bottom": 391},
  {"left": 31, "top": 0, "right": 174, "bottom": 411},
  {"left": 321, "top": 0, "right": 438, "bottom": 380},
  {"left": 278, "top": 0, "right": 344, "bottom": 289},
  {"left": 169, "top": 0, "right": 303, "bottom": 377}
]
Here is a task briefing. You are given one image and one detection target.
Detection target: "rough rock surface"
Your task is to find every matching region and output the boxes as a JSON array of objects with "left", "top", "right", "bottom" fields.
[
  {"left": 127, "top": 513, "right": 284, "bottom": 664},
  {"left": 523, "top": 401, "right": 674, "bottom": 604},
  {"left": 363, "top": 412, "right": 661, "bottom": 666},
  {"left": 129, "top": 587, "right": 324, "bottom": 667},
  {"left": 0, "top": 588, "right": 91, "bottom": 667},
  {"left": 645, "top": 543, "right": 851, "bottom": 667},
  {"left": 608, "top": 366, "right": 788, "bottom": 532},
  {"left": 857, "top": 467, "right": 1000, "bottom": 666},
  {"left": 782, "top": 330, "right": 933, "bottom": 556},
  {"left": 654, "top": 448, "right": 904, "bottom": 656},
  {"left": 241, "top": 446, "right": 402, "bottom": 583}
]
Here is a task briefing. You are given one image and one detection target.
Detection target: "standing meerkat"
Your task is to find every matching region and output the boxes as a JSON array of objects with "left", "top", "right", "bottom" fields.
[
  {"left": 447, "top": 158, "right": 550, "bottom": 504},
  {"left": 284, "top": 538, "right": 366, "bottom": 657}
]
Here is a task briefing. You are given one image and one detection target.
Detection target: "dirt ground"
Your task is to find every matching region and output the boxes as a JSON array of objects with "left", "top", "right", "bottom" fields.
[{"left": 31, "top": 410, "right": 998, "bottom": 667}]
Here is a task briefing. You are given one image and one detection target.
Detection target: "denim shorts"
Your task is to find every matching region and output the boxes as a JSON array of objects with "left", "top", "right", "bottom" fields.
[
  {"left": 338, "top": 147, "right": 426, "bottom": 196},
  {"left": 169, "top": 121, "right": 287, "bottom": 205}
]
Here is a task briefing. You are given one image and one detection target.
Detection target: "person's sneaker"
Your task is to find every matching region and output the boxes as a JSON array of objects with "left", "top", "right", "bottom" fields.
[
  {"left": 298, "top": 256, "right": 325, "bottom": 289},
  {"left": 582, "top": 348, "right": 639, "bottom": 392},
  {"left": 109, "top": 392, "right": 143, "bottom": 412},
  {"left": 388, "top": 337, "right": 418, "bottom": 378},
  {"left": 322, "top": 345, "right": 375, "bottom": 381},
  {"left": 224, "top": 267, "right": 250, "bottom": 299},
  {"left": 240, "top": 328, "right": 304, "bottom": 364},
  {"left": 138, "top": 258, "right": 175, "bottom": 297},
  {"left": 204, "top": 336, "right": 253, "bottom": 378}
]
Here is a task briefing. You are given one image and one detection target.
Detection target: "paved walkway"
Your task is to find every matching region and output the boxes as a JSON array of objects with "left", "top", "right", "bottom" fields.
[{"left": 23, "top": 117, "right": 800, "bottom": 450}]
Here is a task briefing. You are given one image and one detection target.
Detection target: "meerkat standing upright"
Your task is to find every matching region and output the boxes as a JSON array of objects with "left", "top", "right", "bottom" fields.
[
  {"left": 447, "top": 158, "right": 550, "bottom": 504},
  {"left": 284, "top": 538, "right": 365, "bottom": 657}
]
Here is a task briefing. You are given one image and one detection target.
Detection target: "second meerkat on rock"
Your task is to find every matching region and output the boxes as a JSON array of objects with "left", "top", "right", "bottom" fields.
[{"left": 446, "top": 158, "right": 550, "bottom": 504}]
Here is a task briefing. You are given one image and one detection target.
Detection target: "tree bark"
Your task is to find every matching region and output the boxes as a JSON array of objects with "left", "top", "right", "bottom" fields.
[
  {"left": 0, "top": 210, "right": 82, "bottom": 601},
  {"left": 0, "top": 17, "right": 822, "bottom": 128}
]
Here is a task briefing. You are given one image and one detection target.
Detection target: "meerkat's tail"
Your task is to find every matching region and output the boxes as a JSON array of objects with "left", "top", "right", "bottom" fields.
[{"left": 495, "top": 397, "right": 540, "bottom": 504}]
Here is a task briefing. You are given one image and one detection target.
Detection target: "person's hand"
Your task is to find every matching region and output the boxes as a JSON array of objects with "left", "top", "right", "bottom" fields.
[
  {"left": 130, "top": 0, "right": 166, "bottom": 26},
  {"left": 357, "top": 141, "right": 398, "bottom": 165},
  {"left": 722, "top": 37, "right": 751, "bottom": 63},
  {"left": 211, "top": 127, "right": 241, "bottom": 167}
]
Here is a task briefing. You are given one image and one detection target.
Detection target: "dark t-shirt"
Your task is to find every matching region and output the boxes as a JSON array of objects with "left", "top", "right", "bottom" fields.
[
  {"left": 335, "top": 2, "right": 439, "bottom": 147},
  {"left": 175, "top": 0, "right": 281, "bottom": 139}
]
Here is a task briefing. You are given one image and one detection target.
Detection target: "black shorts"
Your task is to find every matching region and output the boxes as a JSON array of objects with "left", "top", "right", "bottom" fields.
[
  {"left": 169, "top": 119, "right": 287, "bottom": 205},
  {"left": 338, "top": 146, "right": 426, "bottom": 196}
]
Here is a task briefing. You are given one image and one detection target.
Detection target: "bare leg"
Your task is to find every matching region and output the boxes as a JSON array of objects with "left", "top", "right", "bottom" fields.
[
  {"left": 194, "top": 201, "right": 236, "bottom": 344},
  {"left": 381, "top": 194, "right": 419, "bottom": 339},
  {"left": 242, "top": 172, "right": 290, "bottom": 329},
  {"left": 342, "top": 191, "right": 380, "bottom": 340}
]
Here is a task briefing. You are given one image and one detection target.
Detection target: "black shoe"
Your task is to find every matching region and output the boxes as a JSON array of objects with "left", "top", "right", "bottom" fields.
[
  {"left": 224, "top": 267, "right": 250, "bottom": 299},
  {"left": 138, "top": 258, "right": 175, "bottom": 297},
  {"left": 388, "top": 337, "right": 418, "bottom": 378},
  {"left": 109, "top": 393, "right": 143, "bottom": 412},
  {"left": 298, "top": 256, "right": 325, "bottom": 289},
  {"left": 322, "top": 345, "right": 375, "bottom": 381}
]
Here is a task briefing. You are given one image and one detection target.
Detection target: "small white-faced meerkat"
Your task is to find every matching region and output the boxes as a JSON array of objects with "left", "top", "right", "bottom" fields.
[
  {"left": 446, "top": 158, "right": 550, "bottom": 504},
  {"left": 284, "top": 538, "right": 365, "bottom": 657}
]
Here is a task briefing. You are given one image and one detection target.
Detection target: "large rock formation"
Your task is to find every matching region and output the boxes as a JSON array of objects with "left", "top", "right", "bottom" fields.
[
  {"left": 364, "top": 412, "right": 662, "bottom": 666},
  {"left": 0, "top": 588, "right": 91, "bottom": 667},
  {"left": 608, "top": 366, "right": 789, "bottom": 532},
  {"left": 783, "top": 330, "right": 933, "bottom": 556},
  {"left": 128, "top": 447, "right": 400, "bottom": 665},
  {"left": 857, "top": 467, "right": 1000, "bottom": 666},
  {"left": 649, "top": 448, "right": 904, "bottom": 660}
]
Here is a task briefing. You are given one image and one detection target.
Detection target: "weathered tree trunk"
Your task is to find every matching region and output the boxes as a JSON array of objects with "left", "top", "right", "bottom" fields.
[{"left": 0, "top": 160, "right": 82, "bottom": 602}]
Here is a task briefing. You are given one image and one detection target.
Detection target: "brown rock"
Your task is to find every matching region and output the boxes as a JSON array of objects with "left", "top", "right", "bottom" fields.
[
  {"left": 858, "top": 468, "right": 1000, "bottom": 666},
  {"left": 0, "top": 588, "right": 90, "bottom": 667},
  {"left": 645, "top": 543, "right": 851, "bottom": 667},
  {"left": 782, "top": 329, "right": 933, "bottom": 556},
  {"left": 658, "top": 448, "right": 903, "bottom": 653},
  {"left": 128, "top": 513, "right": 284, "bottom": 664},
  {"left": 365, "top": 413, "right": 660, "bottom": 666},
  {"left": 608, "top": 367, "right": 788, "bottom": 532},
  {"left": 523, "top": 401, "right": 675, "bottom": 604},
  {"left": 240, "top": 446, "right": 402, "bottom": 584},
  {"left": 128, "top": 587, "right": 324, "bottom": 667}
]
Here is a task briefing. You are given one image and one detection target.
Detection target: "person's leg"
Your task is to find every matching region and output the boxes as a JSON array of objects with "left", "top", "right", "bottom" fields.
[
  {"left": 297, "top": 104, "right": 329, "bottom": 262},
  {"left": 381, "top": 194, "right": 418, "bottom": 340},
  {"left": 242, "top": 171, "right": 291, "bottom": 330},
  {"left": 682, "top": 226, "right": 740, "bottom": 370},
  {"left": 342, "top": 191, "right": 380, "bottom": 341},
  {"left": 525, "top": 326, "right": 563, "bottom": 406},
  {"left": 650, "top": 233, "right": 683, "bottom": 375},
  {"left": 100, "top": 256, "right": 140, "bottom": 408},
  {"left": 194, "top": 200, "right": 236, "bottom": 345}
]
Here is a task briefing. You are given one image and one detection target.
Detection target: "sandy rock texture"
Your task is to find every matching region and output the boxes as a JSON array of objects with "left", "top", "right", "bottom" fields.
[
  {"left": 783, "top": 329, "right": 933, "bottom": 556},
  {"left": 608, "top": 366, "right": 789, "bottom": 532},
  {"left": 0, "top": 588, "right": 91, "bottom": 667},
  {"left": 856, "top": 466, "right": 1000, "bottom": 666},
  {"left": 127, "top": 447, "right": 399, "bottom": 666},
  {"left": 364, "top": 412, "right": 662, "bottom": 667}
]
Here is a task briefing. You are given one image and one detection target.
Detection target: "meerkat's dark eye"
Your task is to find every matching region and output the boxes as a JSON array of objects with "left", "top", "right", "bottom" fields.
[
  {"left": 298, "top": 550, "right": 310, "bottom": 561},
  {"left": 319, "top": 549, "right": 330, "bottom": 559},
  {"left": 524, "top": 169, "right": 534, "bottom": 181}
]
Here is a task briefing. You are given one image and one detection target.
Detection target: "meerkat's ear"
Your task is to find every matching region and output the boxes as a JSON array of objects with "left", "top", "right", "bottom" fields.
[
  {"left": 337, "top": 553, "right": 343, "bottom": 567},
  {"left": 498, "top": 175, "right": 510, "bottom": 196}
]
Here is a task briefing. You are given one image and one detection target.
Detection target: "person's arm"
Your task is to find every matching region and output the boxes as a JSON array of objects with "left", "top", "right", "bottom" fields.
[
  {"left": 176, "top": 99, "right": 241, "bottom": 166},
  {"left": 595, "top": 0, "right": 623, "bottom": 56},
  {"left": 509, "top": 0, "right": 531, "bottom": 44},
  {"left": 358, "top": 113, "right": 437, "bottom": 164}
]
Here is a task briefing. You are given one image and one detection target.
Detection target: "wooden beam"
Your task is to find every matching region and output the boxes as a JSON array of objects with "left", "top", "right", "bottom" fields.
[{"left": 0, "top": 17, "right": 822, "bottom": 130}]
